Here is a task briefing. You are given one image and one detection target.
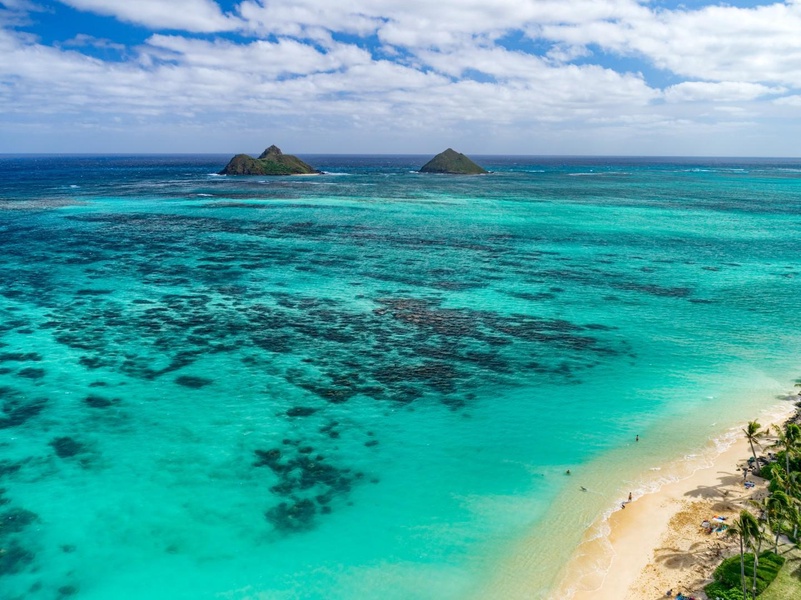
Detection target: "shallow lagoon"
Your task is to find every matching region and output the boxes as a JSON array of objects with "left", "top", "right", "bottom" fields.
[{"left": 1, "top": 155, "right": 801, "bottom": 598}]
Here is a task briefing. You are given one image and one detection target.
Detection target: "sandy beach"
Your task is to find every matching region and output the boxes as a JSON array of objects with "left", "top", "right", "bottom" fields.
[{"left": 553, "top": 401, "right": 798, "bottom": 600}]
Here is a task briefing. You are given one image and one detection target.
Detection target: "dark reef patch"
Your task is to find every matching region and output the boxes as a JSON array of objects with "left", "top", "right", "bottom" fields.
[
  {"left": 0, "top": 352, "right": 42, "bottom": 363},
  {"left": 0, "top": 541, "right": 34, "bottom": 575},
  {"left": 255, "top": 444, "right": 366, "bottom": 533},
  {"left": 17, "top": 367, "right": 46, "bottom": 379},
  {"left": 286, "top": 406, "right": 318, "bottom": 418},
  {"left": 79, "top": 355, "right": 112, "bottom": 370},
  {"left": 58, "top": 585, "right": 80, "bottom": 598},
  {"left": 253, "top": 448, "right": 282, "bottom": 468},
  {"left": 617, "top": 282, "right": 692, "bottom": 298},
  {"left": 174, "top": 375, "right": 213, "bottom": 389},
  {"left": 1, "top": 507, "right": 39, "bottom": 534},
  {"left": 265, "top": 499, "right": 317, "bottom": 533},
  {"left": 50, "top": 437, "right": 85, "bottom": 458},
  {"left": 507, "top": 291, "right": 557, "bottom": 302},
  {"left": 1, "top": 389, "right": 47, "bottom": 428},
  {"left": 84, "top": 394, "right": 116, "bottom": 408},
  {"left": 0, "top": 461, "right": 23, "bottom": 479}
]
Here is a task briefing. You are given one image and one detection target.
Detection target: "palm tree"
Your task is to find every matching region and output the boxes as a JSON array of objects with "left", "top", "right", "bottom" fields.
[
  {"left": 743, "top": 420, "right": 763, "bottom": 475},
  {"left": 785, "top": 471, "right": 801, "bottom": 539},
  {"left": 765, "top": 490, "right": 793, "bottom": 553},
  {"left": 787, "top": 496, "right": 801, "bottom": 541},
  {"left": 728, "top": 510, "right": 761, "bottom": 599},
  {"left": 750, "top": 513, "right": 767, "bottom": 598},
  {"left": 772, "top": 423, "right": 801, "bottom": 479},
  {"left": 789, "top": 421, "right": 801, "bottom": 452}
]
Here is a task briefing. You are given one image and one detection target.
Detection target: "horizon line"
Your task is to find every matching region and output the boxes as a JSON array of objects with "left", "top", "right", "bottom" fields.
[{"left": 2, "top": 152, "right": 801, "bottom": 160}]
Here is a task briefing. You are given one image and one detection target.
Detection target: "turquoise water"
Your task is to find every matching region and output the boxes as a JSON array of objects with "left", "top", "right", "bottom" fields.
[{"left": 2, "top": 155, "right": 801, "bottom": 599}]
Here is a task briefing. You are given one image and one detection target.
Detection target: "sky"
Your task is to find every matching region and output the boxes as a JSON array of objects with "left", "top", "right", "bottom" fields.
[{"left": 1, "top": 0, "right": 800, "bottom": 155}]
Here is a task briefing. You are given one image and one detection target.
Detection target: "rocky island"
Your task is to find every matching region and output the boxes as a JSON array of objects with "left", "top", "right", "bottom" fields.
[
  {"left": 419, "top": 148, "right": 487, "bottom": 174},
  {"left": 219, "top": 145, "right": 320, "bottom": 176}
]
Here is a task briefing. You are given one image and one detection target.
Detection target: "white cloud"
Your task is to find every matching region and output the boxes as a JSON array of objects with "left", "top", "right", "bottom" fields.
[
  {"left": 773, "top": 94, "right": 801, "bottom": 106},
  {"left": 232, "top": 1, "right": 801, "bottom": 87},
  {"left": 664, "top": 81, "right": 784, "bottom": 103},
  {"left": 57, "top": 0, "right": 240, "bottom": 32},
  {"left": 63, "top": 33, "right": 126, "bottom": 52},
  {"left": 0, "top": 23, "right": 656, "bottom": 132},
  {"left": 236, "top": 0, "right": 647, "bottom": 48},
  {"left": 538, "top": 1, "right": 801, "bottom": 86},
  {"left": 0, "top": 0, "right": 39, "bottom": 9},
  {"left": 143, "top": 34, "right": 373, "bottom": 78},
  {"left": 3, "top": 1, "right": 801, "bottom": 154},
  {"left": 0, "top": 0, "right": 43, "bottom": 27}
]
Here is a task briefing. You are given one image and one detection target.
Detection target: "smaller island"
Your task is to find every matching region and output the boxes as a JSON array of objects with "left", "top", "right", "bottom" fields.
[
  {"left": 219, "top": 145, "right": 320, "bottom": 176},
  {"left": 419, "top": 148, "right": 487, "bottom": 174}
]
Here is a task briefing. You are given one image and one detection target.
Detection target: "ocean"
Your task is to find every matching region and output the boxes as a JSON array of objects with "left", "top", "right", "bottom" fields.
[{"left": 1, "top": 154, "right": 800, "bottom": 599}]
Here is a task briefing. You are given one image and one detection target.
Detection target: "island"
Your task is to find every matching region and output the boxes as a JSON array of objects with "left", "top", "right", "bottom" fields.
[
  {"left": 419, "top": 148, "right": 488, "bottom": 174},
  {"left": 219, "top": 145, "right": 320, "bottom": 176}
]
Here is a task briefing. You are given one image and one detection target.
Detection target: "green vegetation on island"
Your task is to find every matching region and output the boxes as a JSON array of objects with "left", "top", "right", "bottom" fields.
[
  {"left": 419, "top": 148, "right": 487, "bottom": 174},
  {"left": 219, "top": 145, "right": 320, "bottom": 176},
  {"left": 704, "top": 407, "right": 801, "bottom": 600}
]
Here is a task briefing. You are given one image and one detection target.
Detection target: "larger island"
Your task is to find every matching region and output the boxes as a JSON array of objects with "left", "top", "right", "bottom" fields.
[
  {"left": 219, "top": 145, "right": 320, "bottom": 176},
  {"left": 419, "top": 148, "right": 487, "bottom": 174}
]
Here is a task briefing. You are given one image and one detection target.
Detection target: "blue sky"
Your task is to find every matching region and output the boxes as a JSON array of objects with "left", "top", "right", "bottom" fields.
[{"left": 1, "top": 0, "right": 800, "bottom": 155}]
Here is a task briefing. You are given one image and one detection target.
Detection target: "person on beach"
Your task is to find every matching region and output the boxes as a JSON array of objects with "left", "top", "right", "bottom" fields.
[{"left": 628, "top": 492, "right": 632, "bottom": 502}]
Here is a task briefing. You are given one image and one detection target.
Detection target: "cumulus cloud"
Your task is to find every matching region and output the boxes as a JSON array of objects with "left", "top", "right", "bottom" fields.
[
  {"left": 143, "top": 34, "right": 373, "bottom": 78},
  {"left": 236, "top": 0, "right": 646, "bottom": 47},
  {"left": 0, "top": 0, "right": 43, "bottom": 26},
  {"left": 63, "top": 33, "right": 126, "bottom": 52},
  {"left": 57, "top": 0, "right": 241, "bottom": 32},
  {"left": 774, "top": 94, "right": 801, "bottom": 106},
  {"left": 664, "top": 81, "right": 785, "bottom": 103},
  {"left": 538, "top": 1, "right": 801, "bottom": 86}
]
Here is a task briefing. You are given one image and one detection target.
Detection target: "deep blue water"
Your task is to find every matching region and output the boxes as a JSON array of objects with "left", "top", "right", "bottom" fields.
[{"left": 1, "top": 154, "right": 801, "bottom": 599}]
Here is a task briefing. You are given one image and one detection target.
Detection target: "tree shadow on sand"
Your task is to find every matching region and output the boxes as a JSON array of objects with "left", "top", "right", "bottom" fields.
[
  {"left": 651, "top": 542, "right": 728, "bottom": 599},
  {"left": 654, "top": 541, "right": 712, "bottom": 569},
  {"left": 683, "top": 470, "right": 755, "bottom": 504}
]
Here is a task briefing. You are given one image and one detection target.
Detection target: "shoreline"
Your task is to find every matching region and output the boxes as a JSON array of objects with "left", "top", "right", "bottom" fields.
[{"left": 552, "top": 397, "right": 800, "bottom": 599}]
